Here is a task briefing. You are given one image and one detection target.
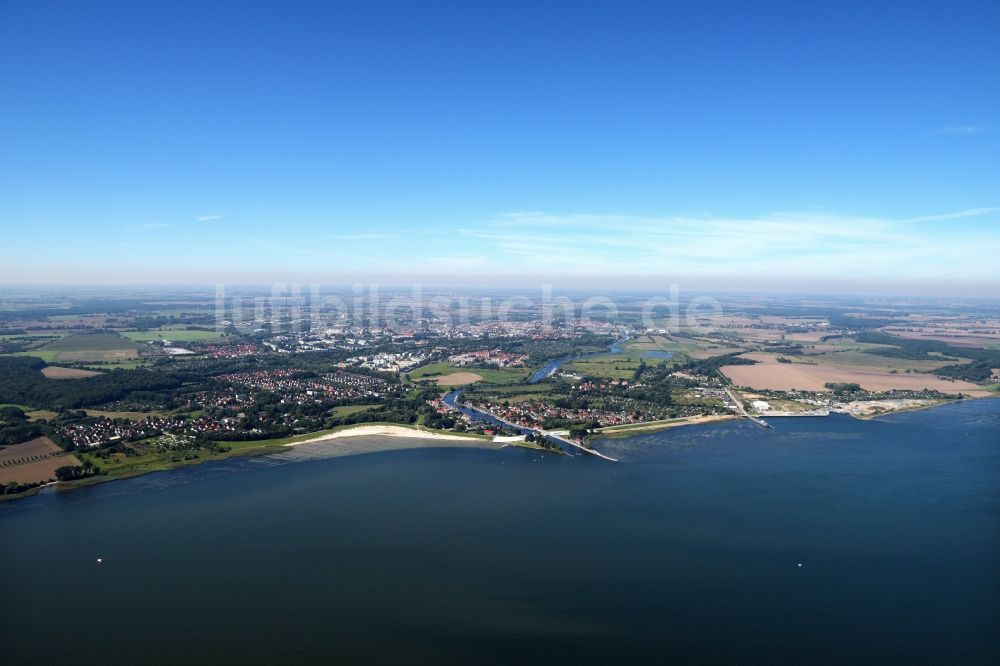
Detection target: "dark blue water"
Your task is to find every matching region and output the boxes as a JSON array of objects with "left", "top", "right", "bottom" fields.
[{"left": 2, "top": 400, "right": 998, "bottom": 663}]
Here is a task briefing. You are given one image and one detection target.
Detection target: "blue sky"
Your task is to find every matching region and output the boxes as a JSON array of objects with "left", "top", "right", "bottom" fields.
[{"left": 1, "top": 0, "right": 998, "bottom": 293}]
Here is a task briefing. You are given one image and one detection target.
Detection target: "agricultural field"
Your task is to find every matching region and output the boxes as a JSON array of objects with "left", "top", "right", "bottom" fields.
[
  {"left": 892, "top": 332, "right": 1000, "bottom": 349},
  {"left": 0, "top": 436, "right": 81, "bottom": 485},
  {"left": 625, "top": 334, "right": 746, "bottom": 360},
  {"left": 11, "top": 349, "right": 59, "bottom": 362},
  {"left": 738, "top": 350, "right": 963, "bottom": 374},
  {"left": 623, "top": 335, "right": 684, "bottom": 352},
  {"left": 720, "top": 357, "right": 989, "bottom": 396},
  {"left": 883, "top": 317, "right": 1000, "bottom": 349},
  {"left": 810, "top": 349, "right": 968, "bottom": 372},
  {"left": 16, "top": 332, "right": 140, "bottom": 363},
  {"left": 685, "top": 346, "right": 747, "bottom": 359},
  {"left": 122, "top": 329, "right": 226, "bottom": 342},
  {"left": 25, "top": 410, "right": 59, "bottom": 421},
  {"left": 40, "top": 366, "right": 103, "bottom": 379}
]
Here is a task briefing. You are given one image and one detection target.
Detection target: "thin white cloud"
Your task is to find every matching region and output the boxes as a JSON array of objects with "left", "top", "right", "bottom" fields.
[
  {"left": 491, "top": 211, "right": 630, "bottom": 227},
  {"left": 902, "top": 207, "right": 1000, "bottom": 223},
  {"left": 448, "top": 208, "right": 1000, "bottom": 281},
  {"left": 937, "top": 125, "right": 990, "bottom": 135},
  {"left": 197, "top": 214, "right": 224, "bottom": 222}
]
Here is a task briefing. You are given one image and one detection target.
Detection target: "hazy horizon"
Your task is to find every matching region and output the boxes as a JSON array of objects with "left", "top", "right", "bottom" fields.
[{"left": 2, "top": 275, "right": 998, "bottom": 300}]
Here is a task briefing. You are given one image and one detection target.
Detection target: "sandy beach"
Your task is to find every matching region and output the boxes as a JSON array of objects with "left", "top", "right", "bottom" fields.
[
  {"left": 594, "top": 414, "right": 738, "bottom": 439},
  {"left": 277, "top": 425, "right": 505, "bottom": 461},
  {"left": 286, "top": 424, "right": 495, "bottom": 447}
]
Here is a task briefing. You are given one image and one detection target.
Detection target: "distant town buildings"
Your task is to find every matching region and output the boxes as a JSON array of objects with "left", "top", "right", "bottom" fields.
[{"left": 448, "top": 349, "right": 528, "bottom": 367}]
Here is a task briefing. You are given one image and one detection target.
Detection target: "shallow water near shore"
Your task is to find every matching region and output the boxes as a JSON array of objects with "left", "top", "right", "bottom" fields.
[{"left": 3, "top": 400, "right": 998, "bottom": 663}]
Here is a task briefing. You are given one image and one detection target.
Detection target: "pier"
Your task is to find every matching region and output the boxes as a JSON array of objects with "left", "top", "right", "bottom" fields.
[
  {"left": 544, "top": 432, "right": 619, "bottom": 462},
  {"left": 724, "top": 387, "right": 773, "bottom": 428}
]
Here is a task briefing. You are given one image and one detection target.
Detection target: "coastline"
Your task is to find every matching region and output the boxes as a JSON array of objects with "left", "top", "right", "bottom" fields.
[
  {"left": 1, "top": 424, "right": 501, "bottom": 501},
  {"left": 863, "top": 394, "right": 1000, "bottom": 420},
  {"left": 6, "top": 396, "right": 995, "bottom": 502},
  {"left": 592, "top": 414, "right": 739, "bottom": 440},
  {"left": 278, "top": 424, "right": 507, "bottom": 460},
  {"left": 285, "top": 423, "right": 494, "bottom": 447}
]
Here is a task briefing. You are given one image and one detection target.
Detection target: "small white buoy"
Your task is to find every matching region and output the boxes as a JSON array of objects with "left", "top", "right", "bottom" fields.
[
  {"left": 797, "top": 563, "right": 803, "bottom": 567},
  {"left": 96, "top": 558, "right": 103, "bottom": 564}
]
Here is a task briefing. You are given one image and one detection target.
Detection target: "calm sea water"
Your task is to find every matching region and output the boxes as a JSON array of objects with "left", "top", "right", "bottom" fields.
[{"left": 3, "top": 400, "right": 998, "bottom": 663}]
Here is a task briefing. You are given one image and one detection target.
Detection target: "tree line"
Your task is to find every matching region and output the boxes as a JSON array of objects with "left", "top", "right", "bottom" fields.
[{"left": 0, "top": 356, "right": 181, "bottom": 410}]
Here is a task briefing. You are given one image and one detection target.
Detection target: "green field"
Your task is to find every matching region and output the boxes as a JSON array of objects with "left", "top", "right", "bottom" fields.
[
  {"left": 491, "top": 391, "right": 560, "bottom": 403},
  {"left": 408, "top": 361, "right": 530, "bottom": 385},
  {"left": 623, "top": 335, "right": 690, "bottom": 353},
  {"left": 79, "top": 430, "right": 324, "bottom": 478},
  {"left": 564, "top": 353, "right": 646, "bottom": 380},
  {"left": 122, "top": 329, "right": 226, "bottom": 342},
  {"left": 41, "top": 333, "right": 136, "bottom": 351},
  {"left": 0, "top": 403, "right": 35, "bottom": 412},
  {"left": 12, "top": 350, "right": 59, "bottom": 362},
  {"left": 464, "top": 383, "right": 561, "bottom": 404},
  {"left": 554, "top": 335, "right": 695, "bottom": 379},
  {"left": 2, "top": 403, "right": 60, "bottom": 422},
  {"left": 79, "top": 439, "right": 288, "bottom": 477},
  {"left": 625, "top": 334, "right": 739, "bottom": 356},
  {"left": 16, "top": 332, "right": 140, "bottom": 363},
  {"left": 331, "top": 404, "right": 381, "bottom": 418},
  {"left": 810, "top": 349, "right": 969, "bottom": 372}
]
